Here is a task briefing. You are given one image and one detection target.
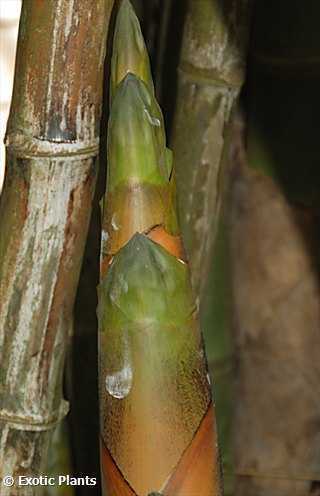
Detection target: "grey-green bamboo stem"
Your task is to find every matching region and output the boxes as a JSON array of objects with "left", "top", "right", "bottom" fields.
[
  {"left": 171, "top": 0, "right": 251, "bottom": 299},
  {"left": 170, "top": 2, "right": 251, "bottom": 491},
  {"left": 0, "top": 1, "right": 114, "bottom": 492}
]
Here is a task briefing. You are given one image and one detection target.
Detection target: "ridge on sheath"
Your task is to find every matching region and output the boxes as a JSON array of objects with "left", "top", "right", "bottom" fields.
[
  {"left": 107, "top": 73, "right": 172, "bottom": 191},
  {"left": 110, "top": 0, "right": 154, "bottom": 100}
]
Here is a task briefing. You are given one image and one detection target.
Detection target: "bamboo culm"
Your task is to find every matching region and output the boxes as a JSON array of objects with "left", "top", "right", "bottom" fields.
[
  {"left": 171, "top": 0, "right": 252, "bottom": 300},
  {"left": 169, "top": 2, "right": 251, "bottom": 489},
  {"left": 0, "top": 1, "right": 114, "bottom": 492}
]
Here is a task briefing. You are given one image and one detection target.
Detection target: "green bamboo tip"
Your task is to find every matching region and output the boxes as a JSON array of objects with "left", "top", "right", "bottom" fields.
[
  {"left": 110, "top": 0, "right": 154, "bottom": 100},
  {"left": 107, "top": 73, "right": 172, "bottom": 191}
]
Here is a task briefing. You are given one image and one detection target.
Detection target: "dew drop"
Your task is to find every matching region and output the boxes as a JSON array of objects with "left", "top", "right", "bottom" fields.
[{"left": 105, "top": 364, "right": 133, "bottom": 399}]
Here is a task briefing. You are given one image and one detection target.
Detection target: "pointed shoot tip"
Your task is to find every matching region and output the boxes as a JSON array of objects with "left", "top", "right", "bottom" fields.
[{"left": 111, "top": 0, "right": 154, "bottom": 99}]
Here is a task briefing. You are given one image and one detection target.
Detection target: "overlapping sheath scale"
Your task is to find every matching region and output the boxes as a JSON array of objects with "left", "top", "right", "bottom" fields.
[{"left": 102, "top": 74, "right": 178, "bottom": 258}]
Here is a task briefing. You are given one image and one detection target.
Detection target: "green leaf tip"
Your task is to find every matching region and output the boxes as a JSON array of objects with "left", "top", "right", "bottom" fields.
[
  {"left": 111, "top": 0, "right": 154, "bottom": 100},
  {"left": 99, "top": 233, "right": 195, "bottom": 328},
  {"left": 108, "top": 73, "right": 172, "bottom": 191}
]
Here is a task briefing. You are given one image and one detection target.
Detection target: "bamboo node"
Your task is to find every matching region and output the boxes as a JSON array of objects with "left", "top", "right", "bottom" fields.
[
  {"left": 178, "top": 61, "right": 243, "bottom": 90},
  {"left": 0, "top": 400, "right": 69, "bottom": 432},
  {"left": 5, "top": 132, "right": 100, "bottom": 159}
]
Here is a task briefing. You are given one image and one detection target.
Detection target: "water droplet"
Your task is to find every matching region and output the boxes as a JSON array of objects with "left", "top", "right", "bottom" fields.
[{"left": 105, "top": 364, "right": 133, "bottom": 399}]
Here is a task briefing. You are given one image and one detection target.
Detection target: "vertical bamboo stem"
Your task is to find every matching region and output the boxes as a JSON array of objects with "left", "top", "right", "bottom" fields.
[
  {"left": 0, "top": 0, "right": 114, "bottom": 491},
  {"left": 170, "top": 3, "right": 251, "bottom": 490},
  {"left": 171, "top": 0, "right": 251, "bottom": 298}
]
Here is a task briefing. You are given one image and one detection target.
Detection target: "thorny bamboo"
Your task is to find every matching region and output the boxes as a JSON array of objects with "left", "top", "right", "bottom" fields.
[
  {"left": 0, "top": 0, "right": 114, "bottom": 492},
  {"left": 98, "top": 2, "right": 223, "bottom": 495}
]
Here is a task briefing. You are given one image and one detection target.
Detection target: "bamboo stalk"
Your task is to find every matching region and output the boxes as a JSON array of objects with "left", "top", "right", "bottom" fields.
[
  {"left": 169, "top": 3, "right": 251, "bottom": 490},
  {"left": 98, "top": 3, "right": 223, "bottom": 494},
  {"left": 230, "top": 2, "right": 320, "bottom": 494},
  {"left": 0, "top": 0, "right": 114, "bottom": 491},
  {"left": 170, "top": 0, "right": 252, "bottom": 299},
  {"left": 202, "top": 215, "right": 234, "bottom": 495}
]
